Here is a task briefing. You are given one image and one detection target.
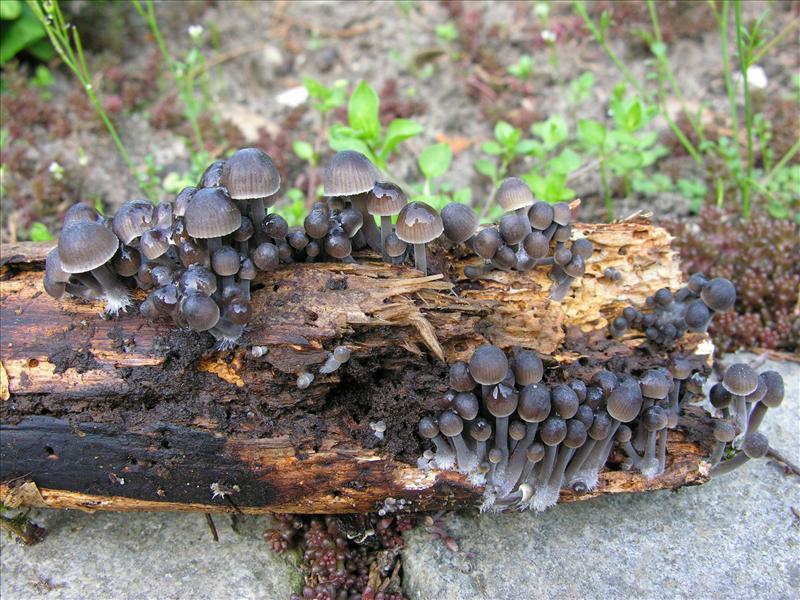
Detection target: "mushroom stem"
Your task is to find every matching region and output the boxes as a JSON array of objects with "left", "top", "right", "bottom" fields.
[
  {"left": 711, "top": 451, "right": 752, "bottom": 476},
  {"left": 536, "top": 444, "right": 558, "bottom": 487},
  {"left": 251, "top": 199, "right": 266, "bottom": 244},
  {"left": 734, "top": 395, "right": 748, "bottom": 433},
  {"left": 350, "top": 193, "right": 382, "bottom": 252},
  {"left": 657, "top": 428, "right": 668, "bottom": 473},
  {"left": 430, "top": 436, "right": 455, "bottom": 470},
  {"left": 90, "top": 264, "right": 131, "bottom": 315},
  {"left": 413, "top": 243, "right": 428, "bottom": 274},
  {"left": 451, "top": 434, "right": 476, "bottom": 472},
  {"left": 623, "top": 440, "right": 643, "bottom": 468},
  {"left": 710, "top": 441, "right": 727, "bottom": 468},
  {"left": 503, "top": 423, "right": 539, "bottom": 493},
  {"left": 521, "top": 453, "right": 543, "bottom": 486},
  {"left": 380, "top": 215, "right": 392, "bottom": 262},
  {"left": 570, "top": 421, "right": 621, "bottom": 491},
  {"left": 745, "top": 403, "right": 768, "bottom": 438},
  {"left": 564, "top": 439, "right": 596, "bottom": 480},
  {"left": 475, "top": 440, "right": 487, "bottom": 466},
  {"left": 640, "top": 430, "right": 660, "bottom": 478},
  {"left": 494, "top": 415, "right": 510, "bottom": 460}
]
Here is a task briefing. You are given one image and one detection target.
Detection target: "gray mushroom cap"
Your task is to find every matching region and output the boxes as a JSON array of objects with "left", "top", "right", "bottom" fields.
[
  {"left": 395, "top": 201, "right": 444, "bottom": 245},
  {"left": 112, "top": 200, "right": 155, "bottom": 245},
  {"left": 58, "top": 221, "right": 119, "bottom": 273},
  {"left": 441, "top": 202, "right": 478, "bottom": 244},
  {"left": 221, "top": 148, "right": 280, "bottom": 201},
  {"left": 323, "top": 150, "right": 380, "bottom": 197},
  {"left": 184, "top": 187, "right": 241, "bottom": 239},
  {"left": 722, "top": 363, "right": 759, "bottom": 396},
  {"left": 367, "top": 181, "right": 407, "bottom": 216},
  {"left": 496, "top": 177, "right": 534, "bottom": 212},
  {"left": 468, "top": 344, "right": 509, "bottom": 386},
  {"left": 606, "top": 378, "right": 643, "bottom": 423}
]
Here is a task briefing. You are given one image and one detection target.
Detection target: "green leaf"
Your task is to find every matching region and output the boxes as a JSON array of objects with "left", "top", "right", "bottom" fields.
[
  {"left": 531, "top": 115, "right": 568, "bottom": 149},
  {"left": 1, "top": 0, "right": 22, "bottom": 20},
  {"left": 549, "top": 148, "right": 582, "bottom": 175},
  {"left": 435, "top": 22, "right": 458, "bottom": 42},
  {"left": 577, "top": 119, "right": 607, "bottom": 149},
  {"left": 608, "top": 152, "right": 643, "bottom": 173},
  {"left": 515, "top": 139, "right": 540, "bottom": 155},
  {"left": 475, "top": 158, "right": 498, "bottom": 179},
  {"left": 29, "top": 222, "right": 54, "bottom": 242},
  {"left": 328, "top": 123, "right": 375, "bottom": 160},
  {"left": 380, "top": 118, "right": 423, "bottom": 158},
  {"left": 418, "top": 143, "right": 452, "bottom": 180},
  {"left": 494, "top": 121, "right": 518, "bottom": 147},
  {"left": 481, "top": 141, "right": 503, "bottom": 155},
  {"left": 348, "top": 81, "right": 380, "bottom": 141},
  {"left": 452, "top": 187, "right": 472, "bottom": 204},
  {"left": 0, "top": 7, "right": 46, "bottom": 64},
  {"left": 621, "top": 99, "right": 643, "bottom": 132},
  {"left": 650, "top": 41, "right": 666, "bottom": 58},
  {"left": 292, "top": 140, "right": 315, "bottom": 162}
]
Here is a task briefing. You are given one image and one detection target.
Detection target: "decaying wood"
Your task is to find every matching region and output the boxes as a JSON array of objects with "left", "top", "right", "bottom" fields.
[{"left": 0, "top": 219, "right": 716, "bottom": 514}]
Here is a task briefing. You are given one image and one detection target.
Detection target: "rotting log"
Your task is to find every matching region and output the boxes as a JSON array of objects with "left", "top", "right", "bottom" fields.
[{"left": 0, "top": 218, "right": 716, "bottom": 514}]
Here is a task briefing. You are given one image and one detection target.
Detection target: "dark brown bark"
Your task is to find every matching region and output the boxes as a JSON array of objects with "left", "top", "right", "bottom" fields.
[{"left": 0, "top": 220, "right": 716, "bottom": 514}]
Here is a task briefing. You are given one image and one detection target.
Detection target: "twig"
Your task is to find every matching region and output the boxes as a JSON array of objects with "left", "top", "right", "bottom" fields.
[
  {"left": 205, "top": 513, "right": 219, "bottom": 542},
  {"left": 767, "top": 446, "right": 800, "bottom": 478}
]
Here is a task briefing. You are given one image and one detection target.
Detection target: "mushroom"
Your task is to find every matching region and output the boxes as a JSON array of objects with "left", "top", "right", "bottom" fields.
[
  {"left": 319, "top": 345, "right": 352, "bottom": 375},
  {"left": 534, "top": 415, "right": 568, "bottom": 492},
  {"left": 221, "top": 148, "right": 280, "bottom": 244},
  {"left": 712, "top": 431, "right": 769, "bottom": 476},
  {"left": 485, "top": 383, "right": 519, "bottom": 468},
  {"left": 449, "top": 360, "right": 476, "bottom": 392},
  {"left": 112, "top": 200, "right": 155, "bottom": 246},
  {"left": 441, "top": 202, "right": 478, "bottom": 246},
  {"left": 502, "top": 381, "right": 550, "bottom": 493},
  {"left": 510, "top": 348, "right": 543, "bottom": 386},
  {"left": 520, "top": 442, "right": 546, "bottom": 486},
  {"left": 367, "top": 182, "right": 407, "bottom": 261},
  {"left": 701, "top": 277, "right": 736, "bottom": 312},
  {"left": 469, "top": 344, "right": 509, "bottom": 399},
  {"left": 528, "top": 201, "right": 554, "bottom": 231},
  {"left": 394, "top": 201, "right": 443, "bottom": 275},
  {"left": 469, "top": 418, "right": 492, "bottom": 467},
  {"left": 565, "top": 409, "right": 613, "bottom": 485},
  {"left": 112, "top": 245, "right": 142, "bottom": 278},
  {"left": 263, "top": 213, "right": 289, "bottom": 246},
  {"left": 722, "top": 363, "right": 759, "bottom": 434},
  {"left": 57, "top": 220, "right": 130, "bottom": 314},
  {"left": 438, "top": 410, "right": 475, "bottom": 472},
  {"left": 453, "top": 391, "right": 480, "bottom": 421},
  {"left": 418, "top": 416, "right": 455, "bottom": 469},
  {"left": 709, "top": 418, "right": 737, "bottom": 468},
  {"left": 64, "top": 201, "right": 103, "bottom": 225},
  {"left": 639, "top": 404, "right": 669, "bottom": 479},
  {"left": 323, "top": 151, "right": 381, "bottom": 252},
  {"left": 496, "top": 177, "right": 534, "bottom": 231},
  {"left": 745, "top": 371, "right": 784, "bottom": 438},
  {"left": 184, "top": 187, "right": 242, "bottom": 256},
  {"left": 179, "top": 293, "right": 221, "bottom": 332},
  {"left": 199, "top": 160, "right": 225, "bottom": 188}
]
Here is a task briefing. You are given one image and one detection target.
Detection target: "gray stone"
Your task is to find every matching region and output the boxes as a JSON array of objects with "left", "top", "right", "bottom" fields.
[
  {"left": 0, "top": 512, "right": 302, "bottom": 600},
  {"left": 403, "top": 354, "right": 800, "bottom": 599}
]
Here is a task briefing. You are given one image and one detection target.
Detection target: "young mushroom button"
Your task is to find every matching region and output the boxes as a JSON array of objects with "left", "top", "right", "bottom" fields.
[
  {"left": 394, "top": 201, "right": 443, "bottom": 275},
  {"left": 441, "top": 202, "right": 479, "bottom": 245}
]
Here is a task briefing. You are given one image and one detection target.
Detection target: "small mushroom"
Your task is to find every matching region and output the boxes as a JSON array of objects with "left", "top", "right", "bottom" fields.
[
  {"left": 441, "top": 202, "right": 478, "bottom": 245},
  {"left": 179, "top": 293, "right": 221, "bottom": 332},
  {"left": 418, "top": 416, "right": 455, "bottom": 469},
  {"left": 722, "top": 363, "right": 759, "bottom": 434},
  {"left": 57, "top": 220, "right": 130, "bottom": 314},
  {"left": 367, "top": 182, "right": 407, "bottom": 261},
  {"left": 323, "top": 151, "right": 382, "bottom": 251},
  {"left": 496, "top": 177, "right": 534, "bottom": 230},
  {"left": 712, "top": 431, "right": 769, "bottom": 476},
  {"left": 709, "top": 418, "right": 737, "bottom": 468},
  {"left": 701, "top": 277, "right": 736, "bottom": 312},
  {"left": 438, "top": 410, "right": 475, "bottom": 472},
  {"left": 745, "top": 371, "right": 784, "bottom": 437},
  {"left": 394, "top": 201, "right": 443, "bottom": 275},
  {"left": 221, "top": 148, "right": 280, "bottom": 244}
]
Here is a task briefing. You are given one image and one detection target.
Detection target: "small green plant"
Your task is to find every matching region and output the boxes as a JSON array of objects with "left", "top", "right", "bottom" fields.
[
  {"left": 133, "top": 0, "right": 209, "bottom": 154},
  {"left": 28, "top": 0, "right": 141, "bottom": 193},
  {"left": 328, "top": 81, "right": 423, "bottom": 176},
  {"left": 566, "top": 71, "right": 595, "bottom": 107},
  {"left": 507, "top": 55, "right": 534, "bottom": 82},
  {"left": 28, "top": 221, "right": 53, "bottom": 241},
  {"left": 29, "top": 64, "right": 54, "bottom": 99},
  {"left": 435, "top": 22, "right": 458, "bottom": 43},
  {"left": 0, "top": 0, "right": 52, "bottom": 64}
]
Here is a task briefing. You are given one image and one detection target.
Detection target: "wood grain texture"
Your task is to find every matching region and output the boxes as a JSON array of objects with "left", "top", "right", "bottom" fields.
[{"left": 0, "top": 220, "right": 716, "bottom": 514}]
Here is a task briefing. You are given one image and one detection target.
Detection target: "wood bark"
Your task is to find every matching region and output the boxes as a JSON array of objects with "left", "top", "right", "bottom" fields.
[{"left": 0, "top": 219, "right": 716, "bottom": 514}]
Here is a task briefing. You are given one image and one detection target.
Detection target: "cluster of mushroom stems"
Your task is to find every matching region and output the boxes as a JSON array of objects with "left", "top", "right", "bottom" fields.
[
  {"left": 44, "top": 147, "right": 592, "bottom": 348},
  {"left": 417, "top": 280, "right": 785, "bottom": 513}
]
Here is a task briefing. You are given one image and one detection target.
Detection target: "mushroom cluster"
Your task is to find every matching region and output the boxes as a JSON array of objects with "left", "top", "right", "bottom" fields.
[
  {"left": 463, "top": 178, "right": 591, "bottom": 301},
  {"left": 44, "top": 148, "right": 596, "bottom": 348},
  {"left": 708, "top": 362, "right": 784, "bottom": 474},
  {"left": 609, "top": 274, "right": 736, "bottom": 345},
  {"left": 416, "top": 333, "right": 784, "bottom": 513}
]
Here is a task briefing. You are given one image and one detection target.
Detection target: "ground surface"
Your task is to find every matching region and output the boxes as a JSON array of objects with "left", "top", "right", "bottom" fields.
[{"left": 2, "top": 353, "right": 797, "bottom": 600}]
